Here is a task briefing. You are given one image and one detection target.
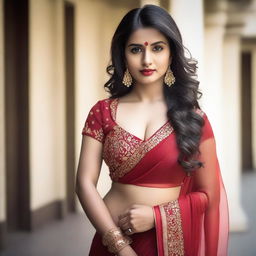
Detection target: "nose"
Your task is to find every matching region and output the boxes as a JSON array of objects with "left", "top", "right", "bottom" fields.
[{"left": 142, "top": 48, "right": 152, "bottom": 67}]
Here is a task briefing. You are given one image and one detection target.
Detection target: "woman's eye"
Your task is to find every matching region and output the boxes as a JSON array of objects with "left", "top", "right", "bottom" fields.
[
  {"left": 130, "top": 45, "right": 163, "bottom": 54},
  {"left": 153, "top": 45, "right": 163, "bottom": 51},
  {"left": 131, "top": 47, "right": 142, "bottom": 54}
]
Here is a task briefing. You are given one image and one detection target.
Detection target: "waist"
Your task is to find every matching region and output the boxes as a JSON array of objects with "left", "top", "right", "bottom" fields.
[{"left": 105, "top": 182, "right": 181, "bottom": 206}]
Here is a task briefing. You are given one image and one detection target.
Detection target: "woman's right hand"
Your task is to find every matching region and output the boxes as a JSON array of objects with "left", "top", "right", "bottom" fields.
[{"left": 116, "top": 245, "right": 138, "bottom": 256}]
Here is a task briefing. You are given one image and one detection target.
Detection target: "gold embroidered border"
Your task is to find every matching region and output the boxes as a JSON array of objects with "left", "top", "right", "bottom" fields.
[
  {"left": 110, "top": 123, "right": 173, "bottom": 180},
  {"left": 160, "top": 205, "right": 169, "bottom": 256},
  {"left": 110, "top": 98, "right": 118, "bottom": 120},
  {"left": 160, "top": 200, "right": 184, "bottom": 256}
]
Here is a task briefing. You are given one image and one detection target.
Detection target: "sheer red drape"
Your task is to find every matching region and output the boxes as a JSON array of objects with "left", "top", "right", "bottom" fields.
[{"left": 153, "top": 113, "right": 229, "bottom": 256}]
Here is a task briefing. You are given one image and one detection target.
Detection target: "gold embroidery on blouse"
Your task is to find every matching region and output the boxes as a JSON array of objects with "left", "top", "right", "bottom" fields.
[
  {"left": 82, "top": 121, "right": 104, "bottom": 142},
  {"left": 104, "top": 98, "right": 174, "bottom": 181},
  {"left": 103, "top": 127, "right": 142, "bottom": 178},
  {"left": 82, "top": 106, "right": 104, "bottom": 142},
  {"left": 160, "top": 200, "right": 184, "bottom": 256},
  {"left": 111, "top": 123, "right": 173, "bottom": 180}
]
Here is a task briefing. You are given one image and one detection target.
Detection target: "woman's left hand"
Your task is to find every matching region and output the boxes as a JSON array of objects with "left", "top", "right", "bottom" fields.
[{"left": 118, "top": 204, "right": 155, "bottom": 235}]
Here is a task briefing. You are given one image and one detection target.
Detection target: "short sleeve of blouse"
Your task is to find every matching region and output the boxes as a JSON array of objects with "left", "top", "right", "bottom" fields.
[
  {"left": 81, "top": 100, "right": 105, "bottom": 143},
  {"left": 200, "top": 111, "right": 214, "bottom": 143}
]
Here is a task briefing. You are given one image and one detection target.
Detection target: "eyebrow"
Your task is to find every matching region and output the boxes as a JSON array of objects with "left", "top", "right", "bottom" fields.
[{"left": 127, "top": 41, "right": 167, "bottom": 47}]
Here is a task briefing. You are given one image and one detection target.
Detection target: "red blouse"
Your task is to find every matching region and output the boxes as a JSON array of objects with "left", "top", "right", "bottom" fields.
[{"left": 82, "top": 98, "right": 214, "bottom": 188}]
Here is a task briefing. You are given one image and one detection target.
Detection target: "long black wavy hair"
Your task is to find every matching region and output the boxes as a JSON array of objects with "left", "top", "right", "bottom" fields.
[{"left": 104, "top": 4, "right": 205, "bottom": 173}]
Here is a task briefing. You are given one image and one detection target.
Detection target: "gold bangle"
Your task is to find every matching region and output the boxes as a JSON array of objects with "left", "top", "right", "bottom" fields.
[{"left": 102, "top": 227, "right": 132, "bottom": 254}]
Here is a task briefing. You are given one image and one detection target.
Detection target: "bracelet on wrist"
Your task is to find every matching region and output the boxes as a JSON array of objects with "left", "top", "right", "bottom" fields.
[{"left": 102, "top": 227, "right": 132, "bottom": 254}]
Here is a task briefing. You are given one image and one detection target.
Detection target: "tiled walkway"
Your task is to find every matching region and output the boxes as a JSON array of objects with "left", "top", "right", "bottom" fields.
[{"left": 1, "top": 172, "right": 255, "bottom": 256}]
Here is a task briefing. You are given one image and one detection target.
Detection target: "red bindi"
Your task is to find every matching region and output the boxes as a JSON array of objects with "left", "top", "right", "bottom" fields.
[{"left": 144, "top": 41, "right": 148, "bottom": 46}]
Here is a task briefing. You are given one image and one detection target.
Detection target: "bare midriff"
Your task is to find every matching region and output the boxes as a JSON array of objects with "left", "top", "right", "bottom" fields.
[{"left": 103, "top": 182, "right": 181, "bottom": 226}]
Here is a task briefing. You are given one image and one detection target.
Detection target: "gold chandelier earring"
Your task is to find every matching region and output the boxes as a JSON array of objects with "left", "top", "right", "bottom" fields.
[
  {"left": 164, "top": 66, "right": 175, "bottom": 87},
  {"left": 122, "top": 68, "right": 133, "bottom": 87}
]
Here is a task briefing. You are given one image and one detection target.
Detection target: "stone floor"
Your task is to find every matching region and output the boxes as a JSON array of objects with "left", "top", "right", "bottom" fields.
[
  {"left": 228, "top": 172, "right": 256, "bottom": 256},
  {"left": 0, "top": 172, "right": 255, "bottom": 256}
]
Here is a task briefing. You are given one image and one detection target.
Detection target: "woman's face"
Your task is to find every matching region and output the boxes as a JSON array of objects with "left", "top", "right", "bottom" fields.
[{"left": 124, "top": 27, "right": 171, "bottom": 85}]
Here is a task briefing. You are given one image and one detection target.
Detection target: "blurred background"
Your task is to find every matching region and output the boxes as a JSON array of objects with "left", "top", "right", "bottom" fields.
[{"left": 0, "top": 0, "right": 255, "bottom": 255}]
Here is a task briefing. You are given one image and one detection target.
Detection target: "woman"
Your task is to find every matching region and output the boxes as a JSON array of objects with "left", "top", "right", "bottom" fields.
[{"left": 76, "top": 4, "right": 229, "bottom": 256}]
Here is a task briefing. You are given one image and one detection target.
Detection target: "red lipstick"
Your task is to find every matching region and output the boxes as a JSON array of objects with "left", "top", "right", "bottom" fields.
[{"left": 140, "top": 69, "right": 156, "bottom": 76}]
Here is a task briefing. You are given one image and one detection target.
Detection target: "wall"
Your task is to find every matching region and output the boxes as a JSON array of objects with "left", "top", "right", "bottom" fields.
[{"left": 29, "top": 0, "right": 65, "bottom": 210}]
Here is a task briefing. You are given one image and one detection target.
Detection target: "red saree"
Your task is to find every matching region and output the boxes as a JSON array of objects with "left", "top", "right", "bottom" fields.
[{"left": 82, "top": 98, "right": 229, "bottom": 256}]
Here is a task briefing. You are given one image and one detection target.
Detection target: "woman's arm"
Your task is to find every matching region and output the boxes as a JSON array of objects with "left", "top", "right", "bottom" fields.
[
  {"left": 75, "top": 135, "right": 116, "bottom": 234},
  {"left": 75, "top": 135, "right": 137, "bottom": 255}
]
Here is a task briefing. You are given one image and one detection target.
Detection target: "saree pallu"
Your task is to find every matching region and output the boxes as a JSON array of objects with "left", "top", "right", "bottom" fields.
[
  {"left": 152, "top": 163, "right": 229, "bottom": 256},
  {"left": 82, "top": 98, "right": 229, "bottom": 256}
]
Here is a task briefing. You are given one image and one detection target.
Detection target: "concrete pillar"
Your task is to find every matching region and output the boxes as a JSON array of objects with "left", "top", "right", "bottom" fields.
[
  {"left": 204, "top": 11, "right": 227, "bottom": 123},
  {"left": 169, "top": 0, "right": 204, "bottom": 82},
  {"left": 140, "top": 0, "right": 160, "bottom": 7},
  {"left": 29, "top": 0, "right": 66, "bottom": 210},
  {"left": 54, "top": 0, "right": 66, "bottom": 208},
  {"left": 243, "top": 0, "right": 256, "bottom": 36},
  {"left": 205, "top": 0, "right": 249, "bottom": 231},
  {"left": 252, "top": 49, "right": 256, "bottom": 169},
  {"left": 222, "top": 26, "right": 248, "bottom": 231}
]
